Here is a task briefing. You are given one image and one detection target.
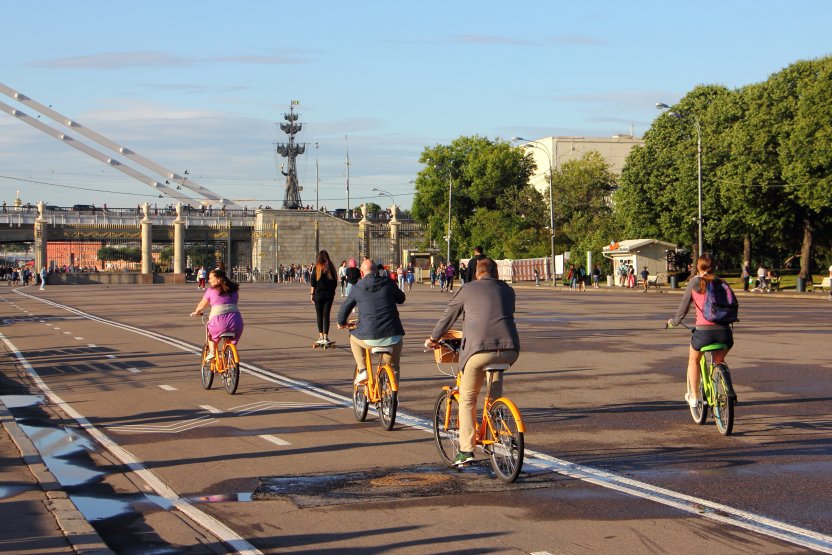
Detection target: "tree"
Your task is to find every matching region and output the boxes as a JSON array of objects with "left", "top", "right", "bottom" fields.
[{"left": 412, "top": 136, "right": 545, "bottom": 260}]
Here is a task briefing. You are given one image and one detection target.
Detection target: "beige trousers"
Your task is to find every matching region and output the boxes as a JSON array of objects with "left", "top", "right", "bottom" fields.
[
  {"left": 459, "top": 349, "right": 519, "bottom": 452},
  {"left": 349, "top": 335, "right": 402, "bottom": 381}
]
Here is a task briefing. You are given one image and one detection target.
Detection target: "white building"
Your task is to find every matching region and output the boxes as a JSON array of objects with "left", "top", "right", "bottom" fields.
[{"left": 521, "top": 135, "right": 643, "bottom": 195}]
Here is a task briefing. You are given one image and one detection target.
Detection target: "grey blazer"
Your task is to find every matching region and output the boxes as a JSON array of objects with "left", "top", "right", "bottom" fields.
[{"left": 430, "top": 276, "right": 520, "bottom": 371}]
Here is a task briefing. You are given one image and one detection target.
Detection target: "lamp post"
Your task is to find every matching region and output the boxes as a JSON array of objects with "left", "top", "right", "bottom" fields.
[
  {"left": 372, "top": 187, "right": 396, "bottom": 207},
  {"left": 656, "top": 103, "right": 703, "bottom": 256},
  {"left": 513, "top": 137, "right": 556, "bottom": 286}
]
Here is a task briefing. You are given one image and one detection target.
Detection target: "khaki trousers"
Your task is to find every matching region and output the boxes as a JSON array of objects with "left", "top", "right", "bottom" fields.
[
  {"left": 349, "top": 335, "right": 402, "bottom": 381},
  {"left": 459, "top": 349, "right": 519, "bottom": 453}
]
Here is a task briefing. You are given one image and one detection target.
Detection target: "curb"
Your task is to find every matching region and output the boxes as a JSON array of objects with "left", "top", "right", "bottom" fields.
[{"left": 0, "top": 398, "right": 115, "bottom": 555}]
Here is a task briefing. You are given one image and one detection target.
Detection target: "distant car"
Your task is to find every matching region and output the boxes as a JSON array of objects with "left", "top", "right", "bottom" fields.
[
  {"left": 72, "top": 204, "right": 96, "bottom": 212},
  {"left": 45, "top": 205, "right": 65, "bottom": 211}
]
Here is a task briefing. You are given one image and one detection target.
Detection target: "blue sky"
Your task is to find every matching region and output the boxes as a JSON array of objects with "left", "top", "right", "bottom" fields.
[{"left": 1, "top": 1, "right": 829, "bottom": 210}]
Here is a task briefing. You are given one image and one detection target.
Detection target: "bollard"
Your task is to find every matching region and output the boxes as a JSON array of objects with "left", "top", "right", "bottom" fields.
[
  {"left": 796, "top": 276, "right": 805, "bottom": 292},
  {"left": 607, "top": 275, "right": 614, "bottom": 287},
  {"left": 669, "top": 275, "right": 679, "bottom": 289}
]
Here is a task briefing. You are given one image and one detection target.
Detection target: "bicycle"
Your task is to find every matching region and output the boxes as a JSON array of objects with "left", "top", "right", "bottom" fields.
[
  {"left": 429, "top": 332, "right": 525, "bottom": 483},
  {"left": 199, "top": 314, "right": 240, "bottom": 395},
  {"left": 666, "top": 322, "right": 736, "bottom": 435},
  {"left": 345, "top": 321, "right": 398, "bottom": 430}
]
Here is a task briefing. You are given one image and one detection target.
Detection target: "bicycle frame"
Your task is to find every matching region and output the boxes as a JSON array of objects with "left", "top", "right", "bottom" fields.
[
  {"left": 698, "top": 344, "right": 726, "bottom": 406},
  {"left": 439, "top": 370, "right": 525, "bottom": 441},
  {"left": 362, "top": 347, "right": 398, "bottom": 402}
]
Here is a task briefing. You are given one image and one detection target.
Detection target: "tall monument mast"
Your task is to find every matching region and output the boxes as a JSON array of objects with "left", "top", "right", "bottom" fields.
[{"left": 276, "top": 100, "right": 305, "bottom": 209}]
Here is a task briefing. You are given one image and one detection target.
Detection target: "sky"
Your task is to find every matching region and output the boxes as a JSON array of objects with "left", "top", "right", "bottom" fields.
[{"left": 1, "top": 1, "right": 830, "bottom": 211}]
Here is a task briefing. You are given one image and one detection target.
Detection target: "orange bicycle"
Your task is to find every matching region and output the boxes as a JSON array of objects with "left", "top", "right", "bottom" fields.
[
  {"left": 430, "top": 331, "right": 525, "bottom": 483},
  {"left": 199, "top": 314, "right": 240, "bottom": 395},
  {"left": 346, "top": 321, "right": 398, "bottom": 430}
]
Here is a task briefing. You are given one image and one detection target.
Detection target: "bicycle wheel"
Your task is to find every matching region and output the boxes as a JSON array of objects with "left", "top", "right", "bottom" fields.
[
  {"left": 352, "top": 366, "right": 369, "bottom": 421},
  {"left": 713, "top": 364, "right": 735, "bottom": 436},
  {"left": 689, "top": 379, "right": 708, "bottom": 425},
  {"left": 377, "top": 365, "right": 398, "bottom": 431},
  {"left": 200, "top": 343, "right": 213, "bottom": 390},
  {"left": 487, "top": 399, "right": 524, "bottom": 483},
  {"left": 222, "top": 343, "right": 240, "bottom": 395},
  {"left": 433, "top": 390, "right": 459, "bottom": 466}
]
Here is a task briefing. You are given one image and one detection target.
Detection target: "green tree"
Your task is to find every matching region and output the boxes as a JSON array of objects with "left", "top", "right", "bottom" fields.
[{"left": 412, "top": 136, "right": 545, "bottom": 260}]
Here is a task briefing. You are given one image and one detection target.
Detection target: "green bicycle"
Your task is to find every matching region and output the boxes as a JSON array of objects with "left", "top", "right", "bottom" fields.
[{"left": 667, "top": 322, "right": 737, "bottom": 435}]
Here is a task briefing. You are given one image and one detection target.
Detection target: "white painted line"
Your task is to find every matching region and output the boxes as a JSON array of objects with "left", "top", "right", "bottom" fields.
[
  {"left": 128, "top": 368, "right": 142, "bottom": 374},
  {"left": 87, "top": 343, "right": 97, "bottom": 348},
  {"left": 74, "top": 337, "right": 84, "bottom": 340},
  {"left": 53, "top": 327, "right": 61, "bottom": 329},
  {"left": 199, "top": 405, "right": 223, "bottom": 414},
  {"left": 14, "top": 289, "right": 832, "bottom": 554},
  {"left": 158, "top": 385, "right": 177, "bottom": 391},
  {"left": 63, "top": 331, "right": 72, "bottom": 335},
  {"left": 108, "top": 416, "right": 216, "bottom": 434},
  {"left": 259, "top": 434, "right": 291, "bottom": 446},
  {"left": 105, "top": 354, "right": 117, "bottom": 359},
  {"left": 0, "top": 331, "right": 261, "bottom": 555}
]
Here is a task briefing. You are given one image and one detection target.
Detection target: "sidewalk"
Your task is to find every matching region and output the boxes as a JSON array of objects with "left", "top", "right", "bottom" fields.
[{"left": 0, "top": 396, "right": 114, "bottom": 555}]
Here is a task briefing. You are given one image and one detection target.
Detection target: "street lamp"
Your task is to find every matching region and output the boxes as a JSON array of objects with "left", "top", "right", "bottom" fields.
[
  {"left": 656, "top": 103, "right": 703, "bottom": 256},
  {"left": 513, "top": 136, "right": 556, "bottom": 286},
  {"left": 372, "top": 187, "right": 396, "bottom": 206}
]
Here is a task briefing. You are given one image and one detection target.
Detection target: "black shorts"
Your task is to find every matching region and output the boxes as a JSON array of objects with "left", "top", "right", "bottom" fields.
[{"left": 691, "top": 325, "right": 734, "bottom": 351}]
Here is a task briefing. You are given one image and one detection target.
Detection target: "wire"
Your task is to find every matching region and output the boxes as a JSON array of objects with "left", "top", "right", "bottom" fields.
[{"left": 0, "top": 175, "right": 163, "bottom": 198}]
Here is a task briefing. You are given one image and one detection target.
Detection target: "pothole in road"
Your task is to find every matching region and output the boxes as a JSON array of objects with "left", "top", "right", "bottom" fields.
[{"left": 253, "top": 464, "right": 565, "bottom": 508}]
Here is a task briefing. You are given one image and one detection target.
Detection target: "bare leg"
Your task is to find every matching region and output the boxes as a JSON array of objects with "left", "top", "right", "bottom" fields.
[{"left": 687, "top": 346, "right": 702, "bottom": 397}]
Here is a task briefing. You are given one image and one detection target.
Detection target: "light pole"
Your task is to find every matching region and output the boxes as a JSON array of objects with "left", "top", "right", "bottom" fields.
[
  {"left": 372, "top": 187, "right": 396, "bottom": 207},
  {"left": 513, "top": 137, "right": 556, "bottom": 286},
  {"left": 656, "top": 103, "right": 703, "bottom": 256}
]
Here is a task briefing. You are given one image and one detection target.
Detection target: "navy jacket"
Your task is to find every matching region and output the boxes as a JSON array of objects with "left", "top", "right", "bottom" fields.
[{"left": 337, "top": 273, "right": 405, "bottom": 339}]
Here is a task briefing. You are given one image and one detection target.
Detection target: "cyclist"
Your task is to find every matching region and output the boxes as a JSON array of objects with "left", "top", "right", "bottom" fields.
[
  {"left": 667, "top": 253, "right": 733, "bottom": 408},
  {"left": 337, "top": 259, "right": 405, "bottom": 385},
  {"left": 425, "top": 257, "right": 520, "bottom": 467},
  {"left": 191, "top": 269, "right": 244, "bottom": 360}
]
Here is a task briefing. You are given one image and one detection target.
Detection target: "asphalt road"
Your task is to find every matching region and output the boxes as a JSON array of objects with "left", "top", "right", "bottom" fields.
[{"left": 1, "top": 282, "right": 830, "bottom": 554}]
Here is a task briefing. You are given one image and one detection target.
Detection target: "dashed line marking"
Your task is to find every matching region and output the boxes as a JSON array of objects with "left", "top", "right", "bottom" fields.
[
  {"left": 87, "top": 343, "right": 98, "bottom": 348},
  {"left": 128, "top": 368, "right": 141, "bottom": 374},
  {"left": 74, "top": 337, "right": 84, "bottom": 340},
  {"left": 199, "top": 405, "right": 223, "bottom": 414},
  {"left": 105, "top": 354, "right": 117, "bottom": 359},
  {"left": 259, "top": 434, "right": 291, "bottom": 446},
  {"left": 158, "top": 385, "right": 177, "bottom": 391},
  {"left": 63, "top": 331, "right": 72, "bottom": 335}
]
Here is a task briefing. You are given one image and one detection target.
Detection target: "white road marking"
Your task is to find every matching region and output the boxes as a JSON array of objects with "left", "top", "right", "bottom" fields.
[
  {"left": 158, "top": 385, "right": 177, "bottom": 391},
  {"left": 108, "top": 416, "right": 217, "bottom": 434},
  {"left": 12, "top": 288, "right": 832, "bottom": 554},
  {"left": 63, "top": 331, "right": 72, "bottom": 335},
  {"left": 128, "top": 368, "right": 142, "bottom": 374},
  {"left": 74, "top": 337, "right": 84, "bottom": 340},
  {"left": 53, "top": 327, "right": 61, "bottom": 329},
  {"left": 0, "top": 331, "right": 262, "bottom": 555},
  {"left": 199, "top": 405, "right": 223, "bottom": 414},
  {"left": 105, "top": 354, "right": 117, "bottom": 359},
  {"left": 87, "top": 343, "right": 97, "bottom": 348},
  {"left": 231, "top": 400, "right": 333, "bottom": 416},
  {"left": 259, "top": 434, "right": 291, "bottom": 446}
]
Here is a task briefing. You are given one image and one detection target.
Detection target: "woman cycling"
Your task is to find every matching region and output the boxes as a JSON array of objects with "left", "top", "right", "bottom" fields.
[
  {"left": 191, "top": 269, "right": 243, "bottom": 360},
  {"left": 667, "top": 253, "right": 733, "bottom": 408},
  {"left": 425, "top": 257, "right": 520, "bottom": 467},
  {"left": 310, "top": 250, "right": 338, "bottom": 346}
]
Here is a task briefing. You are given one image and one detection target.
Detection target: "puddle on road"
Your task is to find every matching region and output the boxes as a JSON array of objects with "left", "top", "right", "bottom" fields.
[{"left": 255, "top": 464, "right": 565, "bottom": 508}]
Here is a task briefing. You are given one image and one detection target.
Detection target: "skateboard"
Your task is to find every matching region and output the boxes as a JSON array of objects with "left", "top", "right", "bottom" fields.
[{"left": 312, "top": 340, "right": 336, "bottom": 350}]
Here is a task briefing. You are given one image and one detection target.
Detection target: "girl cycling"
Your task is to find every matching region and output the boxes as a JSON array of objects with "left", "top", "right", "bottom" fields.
[
  {"left": 191, "top": 269, "right": 244, "bottom": 360},
  {"left": 667, "top": 253, "right": 733, "bottom": 408}
]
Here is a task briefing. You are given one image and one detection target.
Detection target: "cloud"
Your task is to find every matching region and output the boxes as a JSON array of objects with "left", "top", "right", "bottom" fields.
[{"left": 28, "top": 51, "right": 310, "bottom": 70}]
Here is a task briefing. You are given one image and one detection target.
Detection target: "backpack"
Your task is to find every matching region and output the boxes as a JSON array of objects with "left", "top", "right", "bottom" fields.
[{"left": 701, "top": 278, "right": 739, "bottom": 325}]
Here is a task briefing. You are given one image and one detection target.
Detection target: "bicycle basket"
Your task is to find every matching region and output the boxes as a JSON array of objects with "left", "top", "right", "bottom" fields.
[{"left": 434, "top": 330, "right": 462, "bottom": 363}]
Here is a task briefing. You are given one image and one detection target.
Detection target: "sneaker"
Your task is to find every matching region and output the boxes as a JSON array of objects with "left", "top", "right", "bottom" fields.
[
  {"left": 315, "top": 338, "right": 325, "bottom": 345},
  {"left": 684, "top": 392, "right": 699, "bottom": 408},
  {"left": 205, "top": 351, "right": 215, "bottom": 362},
  {"left": 452, "top": 451, "right": 474, "bottom": 467},
  {"left": 354, "top": 369, "right": 368, "bottom": 385}
]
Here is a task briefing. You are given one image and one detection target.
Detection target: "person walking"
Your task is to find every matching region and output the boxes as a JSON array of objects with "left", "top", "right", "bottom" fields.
[
  {"left": 197, "top": 266, "right": 207, "bottom": 291},
  {"left": 592, "top": 264, "right": 601, "bottom": 288},
  {"left": 344, "top": 258, "right": 361, "bottom": 296},
  {"left": 39, "top": 265, "right": 47, "bottom": 290},
  {"left": 466, "top": 246, "right": 486, "bottom": 283},
  {"left": 445, "top": 262, "right": 456, "bottom": 293},
  {"left": 338, "top": 260, "right": 348, "bottom": 297},
  {"left": 310, "top": 250, "right": 338, "bottom": 346},
  {"left": 741, "top": 262, "right": 751, "bottom": 292},
  {"left": 641, "top": 266, "right": 649, "bottom": 292}
]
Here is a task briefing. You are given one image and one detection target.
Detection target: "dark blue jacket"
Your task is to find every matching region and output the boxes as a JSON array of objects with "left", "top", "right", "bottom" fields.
[{"left": 337, "top": 273, "right": 405, "bottom": 339}]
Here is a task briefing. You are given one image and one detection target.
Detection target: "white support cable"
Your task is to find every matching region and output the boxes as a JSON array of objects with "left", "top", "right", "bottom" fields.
[
  {"left": 0, "top": 100, "right": 197, "bottom": 206},
  {"left": 0, "top": 83, "right": 240, "bottom": 208}
]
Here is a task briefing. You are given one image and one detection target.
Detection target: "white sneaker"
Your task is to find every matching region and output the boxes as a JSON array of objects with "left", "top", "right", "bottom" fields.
[
  {"left": 354, "top": 369, "right": 368, "bottom": 385},
  {"left": 684, "top": 392, "right": 699, "bottom": 408},
  {"left": 206, "top": 351, "right": 215, "bottom": 362}
]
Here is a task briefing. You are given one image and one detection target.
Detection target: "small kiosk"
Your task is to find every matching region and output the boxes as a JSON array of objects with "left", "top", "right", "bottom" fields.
[{"left": 602, "top": 239, "right": 679, "bottom": 287}]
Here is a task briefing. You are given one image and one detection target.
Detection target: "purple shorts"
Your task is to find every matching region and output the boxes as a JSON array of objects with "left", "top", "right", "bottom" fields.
[{"left": 207, "top": 312, "right": 244, "bottom": 344}]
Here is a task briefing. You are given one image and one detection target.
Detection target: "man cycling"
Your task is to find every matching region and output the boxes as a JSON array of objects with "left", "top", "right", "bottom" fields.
[{"left": 337, "top": 259, "right": 406, "bottom": 385}]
